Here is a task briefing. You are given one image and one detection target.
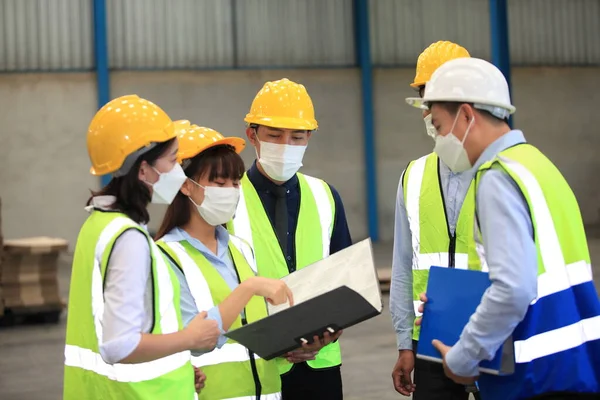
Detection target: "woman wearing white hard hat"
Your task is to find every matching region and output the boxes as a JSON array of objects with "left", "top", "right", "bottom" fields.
[{"left": 407, "top": 58, "right": 600, "bottom": 400}]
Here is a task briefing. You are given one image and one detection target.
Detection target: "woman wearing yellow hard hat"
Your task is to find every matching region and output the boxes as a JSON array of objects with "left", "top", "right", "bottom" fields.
[
  {"left": 155, "top": 124, "right": 292, "bottom": 400},
  {"left": 63, "top": 95, "right": 222, "bottom": 400}
]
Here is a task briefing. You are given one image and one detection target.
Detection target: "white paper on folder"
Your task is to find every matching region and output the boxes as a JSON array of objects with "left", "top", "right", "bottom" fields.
[{"left": 267, "top": 238, "right": 383, "bottom": 315}]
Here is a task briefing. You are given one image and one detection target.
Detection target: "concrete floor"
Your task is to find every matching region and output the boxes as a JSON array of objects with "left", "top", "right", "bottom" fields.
[{"left": 1, "top": 239, "right": 599, "bottom": 400}]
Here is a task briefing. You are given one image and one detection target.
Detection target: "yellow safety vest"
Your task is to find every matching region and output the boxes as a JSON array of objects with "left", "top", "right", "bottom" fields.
[
  {"left": 227, "top": 172, "right": 341, "bottom": 374},
  {"left": 157, "top": 236, "right": 281, "bottom": 400},
  {"left": 403, "top": 153, "right": 485, "bottom": 340},
  {"left": 63, "top": 211, "right": 194, "bottom": 400}
]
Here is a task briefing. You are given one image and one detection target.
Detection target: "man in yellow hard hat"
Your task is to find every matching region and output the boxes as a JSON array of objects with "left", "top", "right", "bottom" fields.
[
  {"left": 390, "top": 41, "right": 480, "bottom": 400},
  {"left": 227, "top": 78, "right": 352, "bottom": 399}
]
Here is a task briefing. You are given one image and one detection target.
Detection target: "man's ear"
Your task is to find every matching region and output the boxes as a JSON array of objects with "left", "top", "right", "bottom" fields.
[
  {"left": 306, "top": 131, "right": 312, "bottom": 141},
  {"left": 463, "top": 104, "right": 476, "bottom": 124},
  {"left": 246, "top": 127, "right": 258, "bottom": 146}
]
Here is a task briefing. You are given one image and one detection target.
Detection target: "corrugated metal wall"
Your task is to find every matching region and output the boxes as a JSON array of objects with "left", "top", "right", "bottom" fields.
[
  {"left": 1, "top": 0, "right": 599, "bottom": 72},
  {"left": 370, "top": 0, "right": 600, "bottom": 67},
  {"left": 0, "top": 0, "right": 93, "bottom": 72},
  {"left": 509, "top": 0, "right": 600, "bottom": 66},
  {"left": 235, "top": 0, "right": 355, "bottom": 67},
  {"left": 369, "top": 0, "right": 492, "bottom": 66},
  {"left": 107, "top": 0, "right": 355, "bottom": 69},
  {"left": 107, "top": 0, "right": 235, "bottom": 69}
]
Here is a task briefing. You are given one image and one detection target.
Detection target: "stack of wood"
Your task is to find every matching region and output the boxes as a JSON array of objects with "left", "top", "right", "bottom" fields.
[
  {"left": 0, "top": 236, "right": 67, "bottom": 322},
  {"left": 0, "top": 197, "right": 67, "bottom": 323}
]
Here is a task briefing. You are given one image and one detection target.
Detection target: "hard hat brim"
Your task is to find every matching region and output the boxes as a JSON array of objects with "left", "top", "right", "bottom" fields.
[
  {"left": 407, "top": 96, "right": 516, "bottom": 115},
  {"left": 405, "top": 97, "right": 429, "bottom": 110},
  {"left": 178, "top": 136, "right": 246, "bottom": 164},
  {"left": 409, "top": 81, "right": 425, "bottom": 89},
  {"left": 210, "top": 137, "right": 246, "bottom": 154},
  {"left": 244, "top": 115, "right": 318, "bottom": 131}
]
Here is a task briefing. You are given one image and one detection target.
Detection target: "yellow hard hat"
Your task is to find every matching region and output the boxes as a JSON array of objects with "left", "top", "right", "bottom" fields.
[
  {"left": 177, "top": 124, "right": 246, "bottom": 164},
  {"left": 87, "top": 94, "right": 175, "bottom": 176},
  {"left": 411, "top": 41, "right": 470, "bottom": 88},
  {"left": 244, "top": 78, "right": 318, "bottom": 131}
]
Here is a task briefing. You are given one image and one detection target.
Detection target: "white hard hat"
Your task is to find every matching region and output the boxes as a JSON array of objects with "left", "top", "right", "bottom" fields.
[{"left": 406, "top": 57, "right": 516, "bottom": 119}]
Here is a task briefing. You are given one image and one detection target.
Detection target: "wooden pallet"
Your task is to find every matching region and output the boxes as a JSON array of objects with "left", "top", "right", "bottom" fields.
[{"left": 0, "top": 302, "right": 65, "bottom": 327}]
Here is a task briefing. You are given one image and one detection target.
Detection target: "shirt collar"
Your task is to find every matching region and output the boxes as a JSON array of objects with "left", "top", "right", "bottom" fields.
[
  {"left": 85, "top": 195, "right": 117, "bottom": 212},
  {"left": 162, "top": 226, "right": 230, "bottom": 259},
  {"left": 472, "top": 129, "right": 527, "bottom": 170},
  {"left": 246, "top": 160, "right": 299, "bottom": 193},
  {"left": 85, "top": 195, "right": 148, "bottom": 231}
]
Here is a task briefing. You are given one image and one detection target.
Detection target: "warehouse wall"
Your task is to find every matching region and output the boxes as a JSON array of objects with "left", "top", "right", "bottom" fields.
[{"left": 1, "top": 67, "right": 599, "bottom": 246}]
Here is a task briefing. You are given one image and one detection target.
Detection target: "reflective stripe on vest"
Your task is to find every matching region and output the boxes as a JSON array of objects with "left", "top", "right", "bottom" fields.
[
  {"left": 224, "top": 394, "right": 281, "bottom": 400},
  {"left": 164, "top": 240, "right": 260, "bottom": 369},
  {"left": 475, "top": 144, "right": 600, "bottom": 399},
  {"left": 228, "top": 172, "right": 341, "bottom": 372},
  {"left": 404, "top": 153, "right": 486, "bottom": 324},
  {"left": 64, "top": 216, "right": 190, "bottom": 383},
  {"left": 231, "top": 173, "right": 333, "bottom": 264},
  {"left": 491, "top": 155, "right": 598, "bottom": 363}
]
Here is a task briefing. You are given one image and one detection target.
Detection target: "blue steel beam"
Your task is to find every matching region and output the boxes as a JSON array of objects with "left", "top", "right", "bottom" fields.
[
  {"left": 489, "top": 0, "right": 513, "bottom": 128},
  {"left": 93, "top": 0, "right": 112, "bottom": 187},
  {"left": 354, "top": 0, "right": 379, "bottom": 242}
]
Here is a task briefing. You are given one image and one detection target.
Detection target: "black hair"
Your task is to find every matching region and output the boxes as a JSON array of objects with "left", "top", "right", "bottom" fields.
[{"left": 87, "top": 138, "right": 176, "bottom": 224}]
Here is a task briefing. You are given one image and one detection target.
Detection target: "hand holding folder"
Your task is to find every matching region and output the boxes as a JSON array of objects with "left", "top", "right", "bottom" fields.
[
  {"left": 415, "top": 294, "right": 479, "bottom": 385},
  {"left": 224, "top": 239, "right": 383, "bottom": 360},
  {"left": 416, "top": 267, "right": 515, "bottom": 377}
]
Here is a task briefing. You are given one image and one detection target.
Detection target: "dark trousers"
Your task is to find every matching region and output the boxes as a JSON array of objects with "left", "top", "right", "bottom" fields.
[
  {"left": 281, "top": 362, "right": 343, "bottom": 400},
  {"left": 413, "top": 340, "right": 470, "bottom": 400}
]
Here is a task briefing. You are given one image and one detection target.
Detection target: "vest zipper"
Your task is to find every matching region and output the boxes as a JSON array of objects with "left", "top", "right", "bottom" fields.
[
  {"left": 232, "top": 252, "right": 262, "bottom": 399},
  {"left": 448, "top": 234, "right": 456, "bottom": 268},
  {"left": 437, "top": 159, "right": 456, "bottom": 268}
]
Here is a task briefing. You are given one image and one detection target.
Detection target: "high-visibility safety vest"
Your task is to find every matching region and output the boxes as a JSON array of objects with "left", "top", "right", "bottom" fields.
[
  {"left": 403, "top": 152, "right": 486, "bottom": 340},
  {"left": 63, "top": 211, "right": 194, "bottom": 400},
  {"left": 226, "top": 173, "right": 342, "bottom": 374},
  {"left": 474, "top": 144, "right": 600, "bottom": 400},
  {"left": 157, "top": 236, "right": 281, "bottom": 400}
]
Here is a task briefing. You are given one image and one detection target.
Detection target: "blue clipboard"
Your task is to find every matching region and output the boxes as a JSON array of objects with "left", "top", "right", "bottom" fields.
[{"left": 416, "top": 266, "right": 514, "bottom": 375}]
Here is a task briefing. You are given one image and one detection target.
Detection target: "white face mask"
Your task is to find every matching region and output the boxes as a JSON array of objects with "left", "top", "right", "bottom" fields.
[
  {"left": 189, "top": 179, "right": 240, "bottom": 226},
  {"left": 256, "top": 139, "right": 307, "bottom": 182},
  {"left": 424, "top": 114, "right": 437, "bottom": 139},
  {"left": 433, "top": 110, "right": 475, "bottom": 173},
  {"left": 148, "top": 163, "right": 187, "bottom": 205}
]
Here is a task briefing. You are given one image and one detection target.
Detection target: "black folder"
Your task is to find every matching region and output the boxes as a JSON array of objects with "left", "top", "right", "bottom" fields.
[{"left": 225, "top": 285, "right": 382, "bottom": 360}]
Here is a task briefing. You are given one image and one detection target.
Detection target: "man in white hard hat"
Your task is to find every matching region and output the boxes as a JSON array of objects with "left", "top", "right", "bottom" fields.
[{"left": 407, "top": 57, "right": 600, "bottom": 400}]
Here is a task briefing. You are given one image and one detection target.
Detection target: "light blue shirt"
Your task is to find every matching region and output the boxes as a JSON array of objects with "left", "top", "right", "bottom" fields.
[
  {"left": 390, "top": 130, "right": 531, "bottom": 358},
  {"left": 445, "top": 130, "right": 537, "bottom": 377},
  {"left": 162, "top": 226, "right": 242, "bottom": 353}
]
